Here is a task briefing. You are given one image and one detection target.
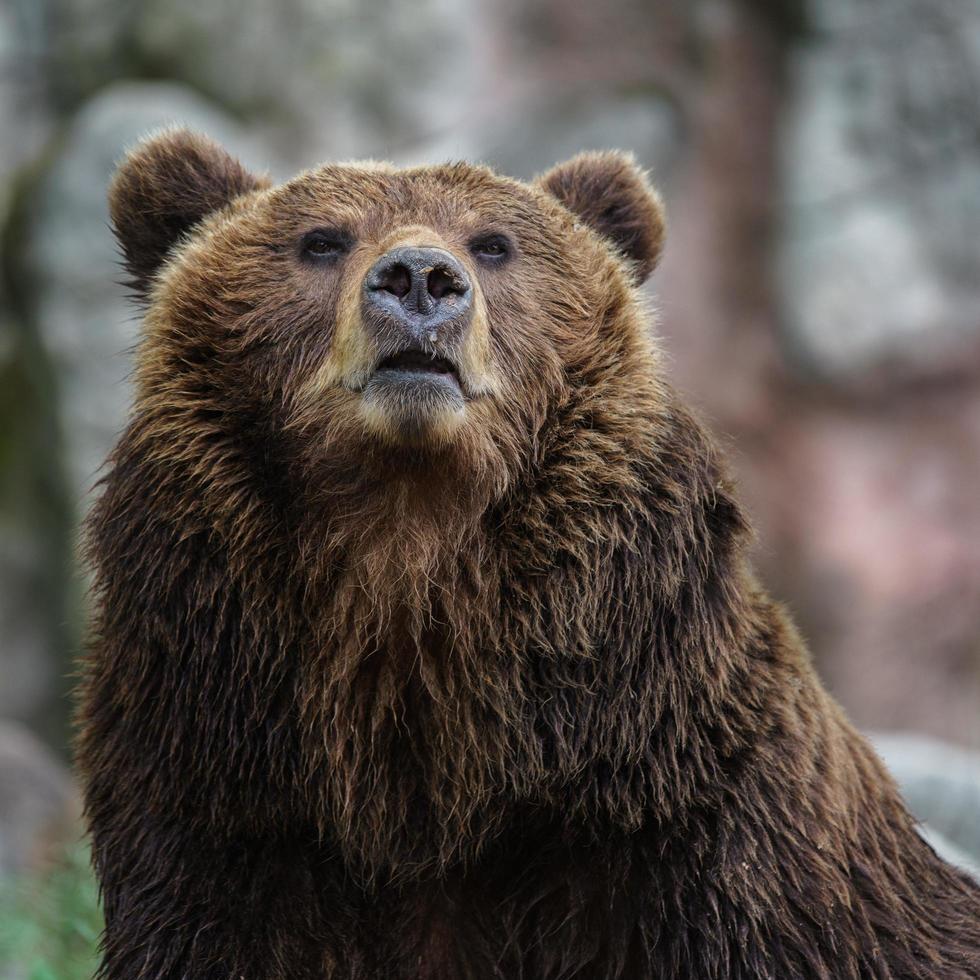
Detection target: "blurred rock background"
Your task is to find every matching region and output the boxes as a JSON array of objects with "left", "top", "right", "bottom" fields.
[{"left": 0, "top": 0, "right": 979, "bottom": 955}]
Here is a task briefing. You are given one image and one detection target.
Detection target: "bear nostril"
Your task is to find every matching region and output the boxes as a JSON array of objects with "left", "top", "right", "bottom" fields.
[
  {"left": 374, "top": 263, "right": 412, "bottom": 300},
  {"left": 364, "top": 246, "right": 472, "bottom": 328},
  {"left": 427, "top": 267, "right": 465, "bottom": 301}
]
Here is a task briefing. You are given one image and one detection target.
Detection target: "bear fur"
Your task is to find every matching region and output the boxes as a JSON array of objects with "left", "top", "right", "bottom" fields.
[{"left": 77, "top": 129, "right": 980, "bottom": 979}]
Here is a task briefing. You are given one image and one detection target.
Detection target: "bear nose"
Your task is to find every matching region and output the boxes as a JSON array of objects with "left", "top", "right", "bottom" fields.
[{"left": 363, "top": 246, "right": 472, "bottom": 337}]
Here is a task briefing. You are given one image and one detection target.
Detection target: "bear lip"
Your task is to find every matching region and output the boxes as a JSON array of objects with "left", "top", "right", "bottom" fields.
[{"left": 374, "top": 350, "right": 460, "bottom": 382}]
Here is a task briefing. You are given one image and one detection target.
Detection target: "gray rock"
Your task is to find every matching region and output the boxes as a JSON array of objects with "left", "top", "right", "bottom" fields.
[
  {"left": 916, "top": 825, "right": 980, "bottom": 883},
  {"left": 871, "top": 731, "right": 980, "bottom": 873},
  {"left": 29, "top": 0, "right": 486, "bottom": 172},
  {"left": 776, "top": 0, "right": 980, "bottom": 381},
  {"left": 0, "top": 721, "right": 76, "bottom": 878}
]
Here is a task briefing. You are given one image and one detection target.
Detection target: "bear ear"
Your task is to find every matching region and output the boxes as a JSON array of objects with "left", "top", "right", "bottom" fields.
[
  {"left": 537, "top": 151, "right": 665, "bottom": 284},
  {"left": 108, "top": 128, "right": 270, "bottom": 297}
]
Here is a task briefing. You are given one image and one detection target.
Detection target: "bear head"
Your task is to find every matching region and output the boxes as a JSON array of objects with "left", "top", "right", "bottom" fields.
[{"left": 109, "top": 130, "right": 667, "bottom": 543}]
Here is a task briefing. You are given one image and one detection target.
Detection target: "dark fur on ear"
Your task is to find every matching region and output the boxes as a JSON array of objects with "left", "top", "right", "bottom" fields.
[
  {"left": 538, "top": 151, "right": 665, "bottom": 283},
  {"left": 109, "top": 128, "right": 269, "bottom": 297}
]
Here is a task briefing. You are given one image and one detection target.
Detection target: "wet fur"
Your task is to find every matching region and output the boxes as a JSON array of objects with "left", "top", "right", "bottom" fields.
[{"left": 77, "top": 132, "right": 980, "bottom": 978}]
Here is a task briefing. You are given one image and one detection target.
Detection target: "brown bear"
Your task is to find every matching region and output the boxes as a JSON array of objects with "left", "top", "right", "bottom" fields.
[{"left": 77, "top": 129, "right": 980, "bottom": 979}]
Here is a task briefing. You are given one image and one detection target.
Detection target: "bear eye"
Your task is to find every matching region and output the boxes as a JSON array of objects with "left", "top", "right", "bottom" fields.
[
  {"left": 469, "top": 233, "right": 512, "bottom": 264},
  {"left": 301, "top": 229, "right": 351, "bottom": 261}
]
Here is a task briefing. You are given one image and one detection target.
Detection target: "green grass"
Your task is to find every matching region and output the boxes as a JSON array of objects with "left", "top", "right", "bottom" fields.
[{"left": 0, "top": 843, "right": 102, "bottom": 980}]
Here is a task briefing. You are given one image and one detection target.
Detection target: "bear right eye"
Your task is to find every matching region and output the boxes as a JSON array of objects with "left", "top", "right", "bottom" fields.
[
  {"left": 469, "top": 233, "right": 512, "bottom": 264},
  {"left": 301, "top": 230, "right": 352, "bottom": 261}
]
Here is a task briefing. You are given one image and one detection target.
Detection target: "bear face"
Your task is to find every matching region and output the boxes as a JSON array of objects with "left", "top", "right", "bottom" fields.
[{"left": 110, "top": 131, "right": 666, "bottom": 533}]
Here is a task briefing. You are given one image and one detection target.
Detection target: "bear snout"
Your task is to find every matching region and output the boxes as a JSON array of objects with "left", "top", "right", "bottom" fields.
[{"left": 362, "top": 246, "right": 473, "bottom": 348}]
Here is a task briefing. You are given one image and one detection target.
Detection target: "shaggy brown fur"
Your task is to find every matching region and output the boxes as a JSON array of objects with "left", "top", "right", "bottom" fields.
[{"left": 77, "top": 130, "right": 980, "bottom": 979}]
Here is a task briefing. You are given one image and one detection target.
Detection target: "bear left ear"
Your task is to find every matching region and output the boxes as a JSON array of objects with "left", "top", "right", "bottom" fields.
[
  {"left": 537, "top": 151, "right": 665, "bottom": 284},
  {"left": 109, "top": 128, "right": 270, "bottom": 297}
]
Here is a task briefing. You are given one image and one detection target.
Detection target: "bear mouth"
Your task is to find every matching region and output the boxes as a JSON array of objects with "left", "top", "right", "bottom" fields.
[{"left": 373, "top": 350, "right": 462, "bottom": 389}]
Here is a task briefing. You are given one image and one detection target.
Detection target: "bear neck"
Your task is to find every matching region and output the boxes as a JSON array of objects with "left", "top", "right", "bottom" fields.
[
  {"left": 276, "top": 382, "right": 782, "bottom": 881},
  {"left": 102, "top": 369, "right": 831, "bottom": 885}
]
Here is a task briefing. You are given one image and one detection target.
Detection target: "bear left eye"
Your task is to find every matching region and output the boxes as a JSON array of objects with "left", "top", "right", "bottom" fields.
[{"left": 301, "top": 230, "right": 351, "bottom": 261}]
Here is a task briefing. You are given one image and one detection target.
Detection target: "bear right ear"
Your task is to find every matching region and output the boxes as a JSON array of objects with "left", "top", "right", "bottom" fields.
[
  {"left": 109, "top": 128, "right": 269, "bottom": 297},
  {"left": 537, "top": 151, "right": 665, "bottom": 284}
]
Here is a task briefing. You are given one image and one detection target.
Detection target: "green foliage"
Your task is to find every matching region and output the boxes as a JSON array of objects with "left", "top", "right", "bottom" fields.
[{"left": 0, "top": 843, "right": 102, "bottom": 980}]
